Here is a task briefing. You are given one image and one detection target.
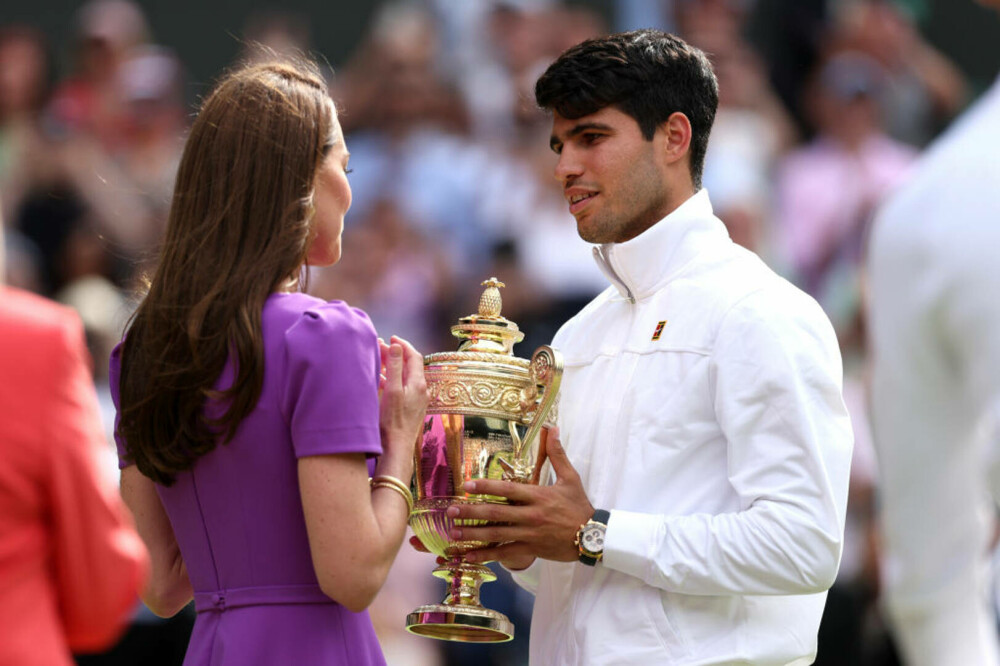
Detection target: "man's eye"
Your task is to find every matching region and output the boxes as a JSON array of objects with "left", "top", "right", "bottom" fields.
[{"left": 582, "top": 133, "right": 602, "bottom": 144}]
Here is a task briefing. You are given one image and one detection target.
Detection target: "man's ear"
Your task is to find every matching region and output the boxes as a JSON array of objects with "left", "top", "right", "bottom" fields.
[{"left": 659, "top": 112, "right": 692, "bottom": 166}]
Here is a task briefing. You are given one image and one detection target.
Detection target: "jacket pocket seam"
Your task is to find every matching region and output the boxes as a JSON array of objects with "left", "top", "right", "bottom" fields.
[{"left": 639, "top": 588, "right": 691, "bottom": 658}]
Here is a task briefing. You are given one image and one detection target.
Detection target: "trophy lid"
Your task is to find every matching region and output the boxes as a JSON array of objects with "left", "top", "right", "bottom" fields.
[{"left": 450, "top": 277, "right": 524, "bottom": 355}]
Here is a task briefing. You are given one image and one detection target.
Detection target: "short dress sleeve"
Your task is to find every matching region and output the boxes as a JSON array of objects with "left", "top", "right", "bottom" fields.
[
  {"left": 280, "top": 302, "right": 383, "bottom": 459},
  {"left": 108, "top": 343, "right": 131, "bottom": 469}
]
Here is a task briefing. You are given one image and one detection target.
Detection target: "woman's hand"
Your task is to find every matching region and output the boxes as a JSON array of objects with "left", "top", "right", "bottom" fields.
[{"left": 375, "top": 335, "right": 427, "bottom": 481}]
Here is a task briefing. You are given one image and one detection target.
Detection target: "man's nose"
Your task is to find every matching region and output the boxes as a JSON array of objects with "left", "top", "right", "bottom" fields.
[{"left": 554, "top": 148, "right": 583, "bottom": 184}]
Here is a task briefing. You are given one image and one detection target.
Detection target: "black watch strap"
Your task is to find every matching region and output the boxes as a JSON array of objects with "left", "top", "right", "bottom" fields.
[{"left": 577, "top": 509, "right": 611, "bottom": 566}]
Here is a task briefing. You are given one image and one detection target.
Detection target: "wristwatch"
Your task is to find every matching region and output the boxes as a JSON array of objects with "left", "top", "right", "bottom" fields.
[{"left": 575, "top": 509, "right": 610, "bottom": 566}]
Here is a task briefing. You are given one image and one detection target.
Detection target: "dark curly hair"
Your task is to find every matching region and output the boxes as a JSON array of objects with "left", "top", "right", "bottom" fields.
[{"left": 535, "top": 29, "right": 718, "bottom": 189}]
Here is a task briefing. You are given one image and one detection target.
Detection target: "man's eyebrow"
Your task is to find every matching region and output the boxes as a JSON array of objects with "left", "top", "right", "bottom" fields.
[{"left": 549, "top": 122, "right": 614, "bottom": 151}]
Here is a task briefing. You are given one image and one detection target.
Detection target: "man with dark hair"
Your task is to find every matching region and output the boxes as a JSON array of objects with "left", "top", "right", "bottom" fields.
[{"left": 447, "top": 29, "right": 852, "bottom": 664}]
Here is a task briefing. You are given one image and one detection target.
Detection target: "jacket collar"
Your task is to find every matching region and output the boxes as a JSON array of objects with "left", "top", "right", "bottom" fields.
[{"left": 592, "top": 189, "right": 730, "bottom": 302}]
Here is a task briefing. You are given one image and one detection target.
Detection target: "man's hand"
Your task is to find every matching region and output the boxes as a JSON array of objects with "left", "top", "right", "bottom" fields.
[{"left": 445, "top": 429, "right": 594, "bottom": 569}]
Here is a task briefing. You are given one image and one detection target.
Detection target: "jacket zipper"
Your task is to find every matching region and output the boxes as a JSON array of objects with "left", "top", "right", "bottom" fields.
[{"left": 593, "top": 245, "right": 636, "bottom": 303}]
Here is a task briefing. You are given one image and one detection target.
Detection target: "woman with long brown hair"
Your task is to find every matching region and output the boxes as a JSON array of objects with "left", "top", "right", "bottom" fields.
[{"left": 111, "top": 58, "right": 427, "bottom": 665}]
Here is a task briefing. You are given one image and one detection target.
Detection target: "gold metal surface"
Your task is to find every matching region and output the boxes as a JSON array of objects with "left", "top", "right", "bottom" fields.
[{"left": 405, "top": 278, "right": 563, "bottom": 642}]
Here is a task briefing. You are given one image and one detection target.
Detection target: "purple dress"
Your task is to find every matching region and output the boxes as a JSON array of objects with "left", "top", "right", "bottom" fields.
[{"left": 110, "top": 292, "right": 387, "bottom": 665}]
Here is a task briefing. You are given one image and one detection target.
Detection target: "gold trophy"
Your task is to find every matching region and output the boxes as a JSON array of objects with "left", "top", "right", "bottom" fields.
[{"left": 405, "top": 277, "right": 563, "bottom": 643}]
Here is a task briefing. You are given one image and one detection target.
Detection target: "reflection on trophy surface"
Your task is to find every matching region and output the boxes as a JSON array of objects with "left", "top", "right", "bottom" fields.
[{"left": 405, "top": 277, "right": 563, "bottom": 643}]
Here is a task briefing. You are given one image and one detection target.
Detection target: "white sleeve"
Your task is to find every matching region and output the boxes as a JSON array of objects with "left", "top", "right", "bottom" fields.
[
  {"left": 602, "top": 289, "right": 853, "bottom": 595},
  {"left": 504, "top": 559, "right": 542, "bottom": 596}
]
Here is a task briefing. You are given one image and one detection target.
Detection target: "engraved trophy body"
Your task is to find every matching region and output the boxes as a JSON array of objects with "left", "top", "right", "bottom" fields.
[{"left": 405, "top": 278, "right": 562, "bottom": 643}]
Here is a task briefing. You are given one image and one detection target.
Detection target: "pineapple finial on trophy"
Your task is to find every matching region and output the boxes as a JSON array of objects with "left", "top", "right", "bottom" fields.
[
  {"left": 479, "top": 278, "right": 505, "bottom": 318},
  {"left": 452, "top": 277, "right": 522, "bottom": 354}
]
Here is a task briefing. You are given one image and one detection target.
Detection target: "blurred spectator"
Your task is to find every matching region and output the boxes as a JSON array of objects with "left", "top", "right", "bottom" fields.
[
  {"left": 830, "top": 0, "right": 968, "bottom": 146},
  {"left": 867, "top": 1, "right": 1000, "bottom": 661},
  {"left": 675, "top": 0, "right": 798, "bottom": 262},
  {"left": 1, "top": 226, "right": 43, "bottom": 292},
  {"left": 331, "top": 2, "right": 610, "bottom": 346},
  {"left": 12, "top": 183, "right": 90, "bottom": 295},
  {"left": 431, "top": 3, "right": 608, "bottom": 335},
  {"left": 311, "top": 198, "right": 452, "bottom": 353},
  {"left": 0, "top": 25, "right": 53, "bottom": 226},
  {"left": 775, "top": 50, "right": 916, "bottom": 340},
  {"left": 48, "top": 0, "right": 150, "bottom": 151},
  {"left": 241, "top": 9, "right": 312, "bottom": 63},
  {"left": 56, "top": 269, "right": 129, "bottom": 451},
  {"left": 615, "top": 0, "right": 677, "bottom": 32},
  {"left": 11, "top": 148, "right": 152, "bottom": 296},
  {"left": 57, "top": 267, "right": 126, "bottom": 364},
  {"left": 745, "top": 0, "right": 829, "bottom": 135},
  {"left": 1, "top": 13, "right": 159, "bottom": 296},
  {"left": 332, "top": 2, "right": 496, "bottom": 286},
  {"left": 0, "top": 220, "right": 149, "bottom": 666},
  {"left": 544, "top": 5, "right": 607, "bottom": 55},
  {"left": 111, "top": 45, "right": 185, "bottom": 242},
  {"left": 675, "top": 0, "right": 748, "bottom": 46},
  {"left": 428, "top": 0, "right": 553, "bottom": 144},
  {"left": 336, "top": 2, "right": 459, "bottom": 137}
]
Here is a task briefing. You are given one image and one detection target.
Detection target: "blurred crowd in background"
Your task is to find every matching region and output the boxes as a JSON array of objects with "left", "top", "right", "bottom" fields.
[{"left": 1, "top": 0, "right": 996, "bottom": 664}]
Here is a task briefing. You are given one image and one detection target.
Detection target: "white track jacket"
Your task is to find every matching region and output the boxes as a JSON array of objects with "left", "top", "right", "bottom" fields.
[{"left": 513, "top": 190, "right": 853, "bottom": 665}]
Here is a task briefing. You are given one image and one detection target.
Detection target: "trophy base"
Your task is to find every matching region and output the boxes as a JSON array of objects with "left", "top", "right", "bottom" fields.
[{"left": 405, "top": 604, "right": 514, "bottom": 643}]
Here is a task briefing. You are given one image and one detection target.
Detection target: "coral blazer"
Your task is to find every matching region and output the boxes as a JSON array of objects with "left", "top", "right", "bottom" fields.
[{"left": 0, "top": 287, "right": 148, "bottom": 665}]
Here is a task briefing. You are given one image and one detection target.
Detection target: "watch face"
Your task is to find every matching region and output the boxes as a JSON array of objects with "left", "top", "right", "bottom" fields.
[{"left": 581, "top": 524, "right": 605, "bottom": 554}]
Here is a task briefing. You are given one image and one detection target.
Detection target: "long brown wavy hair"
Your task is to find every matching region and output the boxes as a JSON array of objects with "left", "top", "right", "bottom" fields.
[{"left": 117, "top": 60, "right": 335, "bottom": 485}]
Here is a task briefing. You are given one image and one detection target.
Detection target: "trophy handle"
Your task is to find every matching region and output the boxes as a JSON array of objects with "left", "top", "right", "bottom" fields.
[{"left": 514, "top": 345, "right": 563, "bottom": 468}]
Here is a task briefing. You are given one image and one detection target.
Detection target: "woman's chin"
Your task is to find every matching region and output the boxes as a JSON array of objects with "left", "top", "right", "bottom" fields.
[{"left": 306, "top": 246, "right": 342, "bottom": 268}]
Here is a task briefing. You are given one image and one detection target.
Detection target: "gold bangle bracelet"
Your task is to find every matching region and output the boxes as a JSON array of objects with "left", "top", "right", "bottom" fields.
[
  {"left": 371, "top": 474, "right": 411, "bottom": 496},
  {"left": 370, "top": 475, "right": 414, "bottom": 514},
  {"left": 372, "top": 481, "right": 413, "bottom": 513}
]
